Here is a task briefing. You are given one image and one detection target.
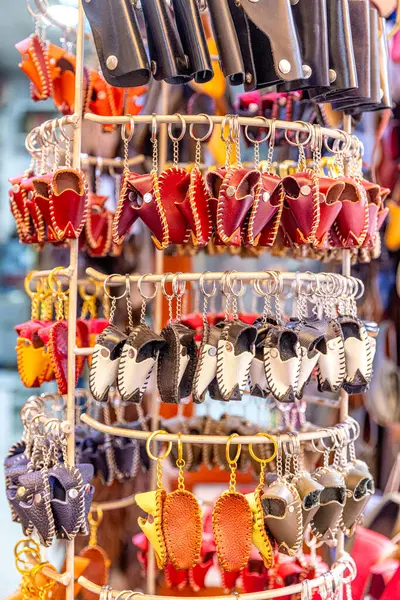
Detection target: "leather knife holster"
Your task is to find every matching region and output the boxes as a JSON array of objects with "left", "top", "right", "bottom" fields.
[
  {"left": 309, "top": 0, "right": 358, "bottom": 102},
  {"left": 172, "top": 0, "right": 213, "bottom": 84},
  {"left": 206, "top": 0, "right": 245, "bottom": 86},
  {"left": 279, "top": 0, "right": 330, "bottom": 91},
  {"left": 141, "top": 0, "right": 191, "bottom": 84},
  {"left": 227, "top": 0, "right": 257, "bottom": 90},
  {"left": 82, "top": 0, "right": 150, "bottom": 87},
  {"left": 239, "top": 0, "right": 303, "bottom": 86}
]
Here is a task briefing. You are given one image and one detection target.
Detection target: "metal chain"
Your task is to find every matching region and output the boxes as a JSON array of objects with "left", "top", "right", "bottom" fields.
[
  {"left": 140, "top": 298, "right": 147, "bottom": 325},
  {"left": 65, "top": 137, "right": 71, "bottom": 168},
  {"left": 253, "top": 141, "right": 260, "bottom": 170},
  {"left": 173, "top": 140, "right": 179, "bottom": 166},
  {"left": 177, "top": 458, "right": 186, "bottom": 491},
  {"left": 151, "top": 136, "right": 158, "bottom": 174},
  {"left": 156, "top": 459, "right": 163, "bottom": 489},
  {"left": 126, "top": 289, "right": 134, "bottom": 332},
  {"left": 195, "top": 139, "right": 202, "bottom": 168},
  {"left": 229, "top": 462, "right": 237, "bottom": 492},
  {"left": 123, "top": 137, "right": 129, "bottom": 175},
  {"left": 109, "top": 297, "right": 117, "bottom": 325}
]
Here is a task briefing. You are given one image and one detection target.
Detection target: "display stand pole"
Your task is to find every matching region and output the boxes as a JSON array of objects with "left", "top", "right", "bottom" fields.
[
  {"left": 65, "top": 1, "right": 85, "bottom": 597},
  {"left": 146, "top": 81, "right": 169, "bottom": 596},
  {"left": 336, "top": 114, "right": 352, "bottom": 586}
]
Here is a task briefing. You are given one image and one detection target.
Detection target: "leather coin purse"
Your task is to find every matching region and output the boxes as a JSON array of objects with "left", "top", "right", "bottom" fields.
[
  {"left": 310, "top": 466, "right": 346, "bottom": 542},
  {"left": 261, "top": 479, "right": 303, "bottom": 556},
  {"left": 49, "top": 168, "right": 89, "bottom": 241},
  {"left": 89, "top": 324, "right": 127, "bottom": 403},
  {"left": 317, "top": 318, "right": 346, "bottom": 393}
]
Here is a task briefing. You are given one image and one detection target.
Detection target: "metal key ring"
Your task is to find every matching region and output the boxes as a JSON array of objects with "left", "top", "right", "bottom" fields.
[
  {"left": 103, "top": 274, "right": 127, "bottom": 301},
  {"left": 199, "top": 271, "right": 216, "bottom": 298},
  {"left": 121, "top": 115, "right": 135, "bottom": 143},
  {"left": 189, "top": 113, "right": 214, "bottom": 142},
  {"left": 226, "top": 270, "right": 246, "bottom": 298},
  {"left": 324, "top": 130, "right": 351, "bottom": 155},
  {"left": 221, "top": 114, "right": 234, "bottom": 143},
  {"left": 171, "top": 272, "right": 186, "bottom": 298},
  {"left": 248, "top": 433, "right": 278, "bottom": 465},
  {"left": 168, "top": 114, "right": 187, "bottom": 142},
  {"left": 284, "top": 121, "right": 313, "bottom": 148},
  {"left": 146, "top": 430, "right": 172, "bottom": 461},
  {"left": 226, "top": 433, "right": 241, "bottom": 465},
  {"left": 244, "top": 116, "right": 271, "bottom": 145},
  {"left": 151, "top": 113, "right": 157, "bottom": 143},
  {"left": 161, "top": 272, "right": 175, "bottom": 301},
  {"left": 137, "top": 274, "right": 158, "bottom": 301}
]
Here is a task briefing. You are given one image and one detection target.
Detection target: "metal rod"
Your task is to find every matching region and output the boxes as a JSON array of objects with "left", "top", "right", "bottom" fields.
[
  {"left": 78, "top": 562, "right": 346, "bottom": 599},
  {"left": 64, "top": 2, "right": 85, "bottom": 598},
  {"left": 85, "top": 267, "right": 359, "bottom": 286},
  {"left": 81, "top": 154, "right": 145, "bottom": 168},
  {"left": 84, "top": 113, "right": 348, "bottom": 141},
  {"left": 80, "top": 413, "right": 355, "bottom": 446},
  {"left": 91, "top": 494, "right": 137, "bottom": 512}
]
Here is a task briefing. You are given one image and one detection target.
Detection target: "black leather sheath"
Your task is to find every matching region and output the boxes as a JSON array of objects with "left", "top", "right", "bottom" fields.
[
  {"left": 227, "top": 0, "right": 257, "bottom": 90},
  {"left": 207, "top": 0, "right": 245, "bottom": 86},
  {"left": 172, "top": 0, "right": 213, "bottom": 84},
  {"left": 141, "top": 0, "right": 191, "bottom": 84},
  {"left": 82, "top": 0, "right": 150, "bottom": 87},
  {"left": 279, "top": 0, "right": 330, "bottom": 91},
  {"left": 239, "top": 0, "right": 303, "bottom": 85},
  {"left": 309, "top": 0, "right": 358, "bottom": 102}
]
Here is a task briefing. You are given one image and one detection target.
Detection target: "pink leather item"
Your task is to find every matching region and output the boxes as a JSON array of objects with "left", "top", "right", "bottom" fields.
[
  {"left": 113, "top": 172, "right": 169, "bottom": 249},
  {"left": 313, "top": 177, "right": 344, "bottom": 248},
  {"left": 245, "top": 173, "right": 284, "bottom": 247},
  {"left": 281, "top": 172, "right": 320, "bottom": 246},
  {"left": 369, "top": 560, "right": 400, "bottom": 600},
  {"left": 158, "top": 167, "right": 192, "bottom": 244},
  {"left": 174, "top": 167, "right": 212, "bottom": 247},
  {"left": 216, "top": 168, "right": 260, "bottom": 245},
  {"left": 330, "top": 178, "right": 369, "bottom": 248},
  {"left": 31, "top": 173, "right": 59, "bottom": 244},
  {"left": 50, "top": 169, "right": 88, "bottom": 240},
  {"left": 9, "top": 175, "right": 37, "bottom": 244}
]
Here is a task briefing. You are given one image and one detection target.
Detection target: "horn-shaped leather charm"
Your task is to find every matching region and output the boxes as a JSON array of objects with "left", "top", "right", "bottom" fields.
[
  {"left": 137, "top": 490, "right": 167, "bottom": 569},
  {"left": 245, "top": 491, "right": 274, "bottom": 568},
  {"left": 314, "top": 177, "right": 344, "bottom": 248}
]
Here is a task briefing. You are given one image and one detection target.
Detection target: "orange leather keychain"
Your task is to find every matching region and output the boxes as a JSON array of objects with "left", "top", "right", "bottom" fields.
[
  {"left": 212, "top": 433, "right": 253, "bottom": 572},
  {"left": 162, "top": 433, "right": 202, "bottom": 570}
]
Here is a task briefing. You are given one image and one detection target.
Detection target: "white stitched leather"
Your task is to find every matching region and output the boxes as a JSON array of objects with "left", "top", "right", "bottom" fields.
[
  {"left": 344, "top": 337, "right": 369, "bottom": 381},
  {"left": 264, "top": 345, "right": 301, "bottom": 399},
  {"left": 194, "top": 344, "right": 217, "bottom": 397},
  {"left": 218, "top": 341, "right": 253, "bottom": 395},
  {"left": 318, "top": 336, "right": 345, "bottom": 389},
  {"left": 250, "top": 357, "right": 268, "bottom": 393},
  {"left": 91, "top": 344, "right": 120, "bottom": 397},
  {"left": 297, "top": 350, "right": 320, "bottom": 393},
  {"left": 118, "top": 353, "right": 155, "bottom": 397},
  {"left": 177, "top": 352, "right": 190, "bottom": 385}
]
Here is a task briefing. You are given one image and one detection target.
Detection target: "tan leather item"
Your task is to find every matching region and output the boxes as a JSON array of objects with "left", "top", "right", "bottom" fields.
[
  {"left": 163, "top": 489, "right": 202, "bottom": 569},
  {"left": 261, "top": 479, "right": 303, "bottom": 556},
  {"left": 77, "top": 547, "right": 109, "bottom": 600},
  {"left": 293, "top": 472, "right": 324, "bottom": 530},
  {"left": 212, "top": 491, "right": 253, "bottom": 571},
  {"left": 311, "top": 466, "right": 346, "bottom": 541},
  {"left": 340, "top": 459, "right": 374, "bottom": 536},
  {"left": 137, "top": 489, "right": 167, "bottom": 569}
]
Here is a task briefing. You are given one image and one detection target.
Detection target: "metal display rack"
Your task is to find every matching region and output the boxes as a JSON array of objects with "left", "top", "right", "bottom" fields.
[{"left": 14, "top": 1, "right": 361, "bottom": 598}]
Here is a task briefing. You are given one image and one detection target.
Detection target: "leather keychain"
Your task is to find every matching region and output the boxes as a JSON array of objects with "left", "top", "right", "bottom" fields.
[
  {"left": 117, "top": 274, "right": 165, "bottom": 403},
  {"left": 212, "top": 433, "right": 253, "bottom": 572},
  {"left": 77, "top": 508, "right": 110, "bottom": 600},
  {"left": 245, "top": 432, "right": 278, "bottom": 569},
  {"left": 136, "top": 430, "right": 172, "bottom": 569},
  {"left": 89, "top": 274, "right": 128, "bottom": 403},
  {"left": 162, "top": 433, "right": 202, "bottom": 570},
  {"left": 244, "top": 119, "right": 284, "bottom": 249},
  {"left": 174, "top": 115, "right": 213, "bottom": 248}
]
